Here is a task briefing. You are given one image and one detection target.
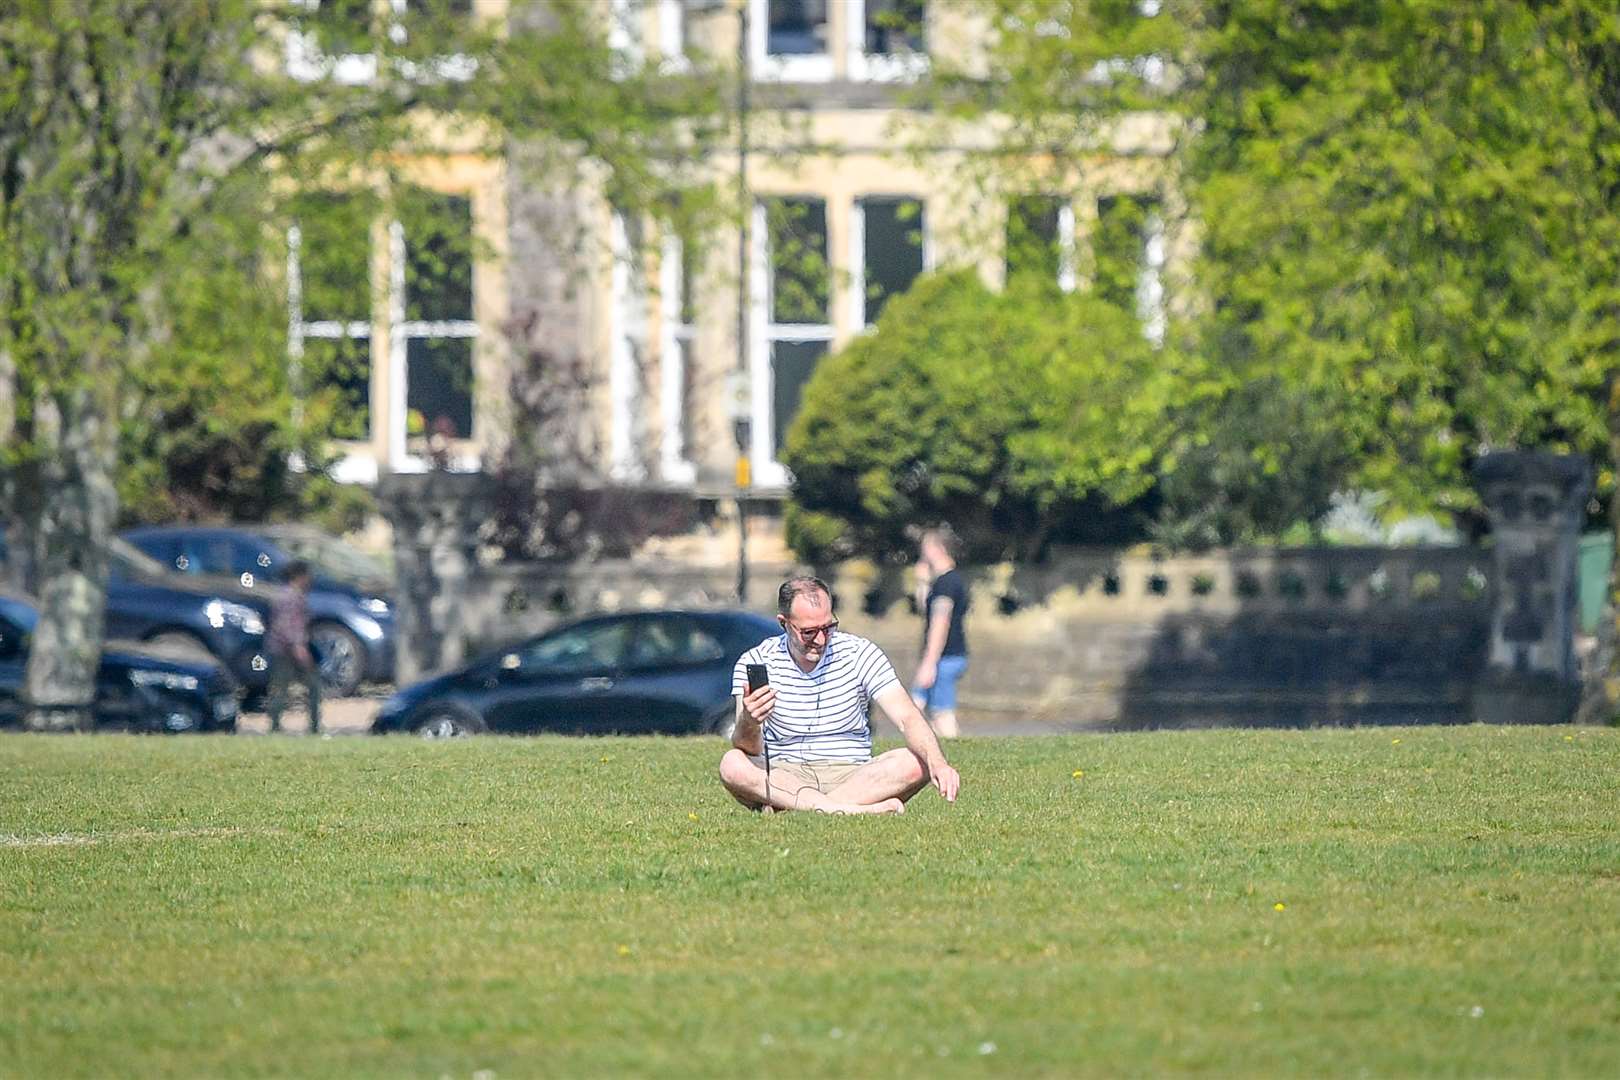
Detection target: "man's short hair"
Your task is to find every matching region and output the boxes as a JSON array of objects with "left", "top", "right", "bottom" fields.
[
  {"left": 285, "top": 559, "right": 312, "bottom": 582},
  {"left": 922, "top": 523, "right": 962, "bottom": 560},
  {"left": 777, "top": 575, "right": 832, "bottom": 617}
]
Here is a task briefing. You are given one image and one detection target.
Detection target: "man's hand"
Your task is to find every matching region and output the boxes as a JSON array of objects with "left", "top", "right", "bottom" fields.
[
  {"left": 930, "top": 760, "right": 961, "bottom": 802},
  {"left": 913, "top": 658, "right": 937, "bottom": 691},
  {"left": 297, "top": 645, "right": 315, "bottom": 670},
  {"left": 742, "top": 684, "right": 776, "bottom": 728}
]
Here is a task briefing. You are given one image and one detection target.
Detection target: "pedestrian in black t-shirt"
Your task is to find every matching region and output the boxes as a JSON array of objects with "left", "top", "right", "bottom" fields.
[{"left": 911, "top": 525, "right": 969, "bottom": 738}]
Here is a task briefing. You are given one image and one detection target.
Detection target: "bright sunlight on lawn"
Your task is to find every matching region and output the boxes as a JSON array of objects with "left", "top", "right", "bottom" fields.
[{"left": 2, "top": 726, "right": 1618, "bottom": 1077}]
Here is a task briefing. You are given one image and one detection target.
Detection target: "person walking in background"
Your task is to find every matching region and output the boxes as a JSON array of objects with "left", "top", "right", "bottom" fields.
[
  {"left": 912, "top": 525, "right": 969, "bottom": 738},
  {"left": 266, "top": 559, "right": 321, "bottom": 735}
]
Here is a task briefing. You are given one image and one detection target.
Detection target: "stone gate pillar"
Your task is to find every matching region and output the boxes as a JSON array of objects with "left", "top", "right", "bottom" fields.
[
  {"left": 1471, "top": 451, "right": 1591, "bottom": 724},
  {"left": 377, "top": 471, "right": 496, "bottom": 686}
]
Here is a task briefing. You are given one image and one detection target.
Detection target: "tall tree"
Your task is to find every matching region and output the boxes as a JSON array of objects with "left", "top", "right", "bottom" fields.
[
  {"left": 916, "top": 1, "right": 1620, "bottom": 544},
  {"left": 1187, "top": 0, "right": 1617, "bottom": 523},
  {"left": 0, "top": 0, "right": 724, "bottom": 729}
]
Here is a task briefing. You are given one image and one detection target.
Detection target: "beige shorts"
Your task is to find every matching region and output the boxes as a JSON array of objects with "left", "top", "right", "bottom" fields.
[{"left": 750, "top": 756, "right": 867, "bottom": 794}]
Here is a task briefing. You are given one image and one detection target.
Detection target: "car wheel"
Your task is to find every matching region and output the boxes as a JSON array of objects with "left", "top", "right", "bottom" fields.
[
  {"left": 412, "top": 703, "right": 486, "bottom": 740},
  {"left": 311, "top": 623, "right": 365, "bottom": 698},
  {"left": 159, "top": 706, "right": 206, "bottom": 735},
  {"left": 145, "top": 631, "right": 214, "bottom": 660},
  {"left": 702, "top": 704, "right": 736, "bottom": 740}
]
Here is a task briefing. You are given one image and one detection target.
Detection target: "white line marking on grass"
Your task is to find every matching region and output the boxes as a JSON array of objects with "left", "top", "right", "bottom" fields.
[{"left": 0, "top": 826, "right": 287, "bottom": 849}]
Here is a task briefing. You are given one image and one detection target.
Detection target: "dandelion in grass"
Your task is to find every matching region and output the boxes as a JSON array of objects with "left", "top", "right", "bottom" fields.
[
  {"left": 617, "top": 944, "right": 631, "bottom": 957},
  {"left": 1072, "top": 770, "right": 1085, "bottom": 779},
  {"left": 1391, "top": 738, "right": 1402, "bottom": 745},
  {"left": 1274, "top": 902, "right": 1287, "bottom": 912},
  {"left": 688, "top": 812, "right": 699, "bottom": 821}
]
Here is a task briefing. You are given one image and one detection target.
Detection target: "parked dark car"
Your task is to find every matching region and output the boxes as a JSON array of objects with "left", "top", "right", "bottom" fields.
[
  {"left": 104, "top": 540, "right": 273, "bottom": 697},
  {"left": 0, "top": 526, "right": 272, "bottom": 697},
  {"left": 120, "top": 524, "right": 396, "bottom": 696},
  {"left": 371, "top": 609, "right": 781, "bottom": 738},
  {"left": 0, "top": 593, "right": 240, "bottom": 733}
]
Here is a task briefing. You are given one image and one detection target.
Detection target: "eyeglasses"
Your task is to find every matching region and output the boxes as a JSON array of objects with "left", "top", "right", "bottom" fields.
[{"left": 785, "top": 619, "right": 838, "bottom": 643}]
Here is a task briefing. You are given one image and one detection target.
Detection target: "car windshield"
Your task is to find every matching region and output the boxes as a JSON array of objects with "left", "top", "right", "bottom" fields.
[
  {"left": 263, "top": 528, "right": 393, "bottom": 586},
  {"left": 109, "top": 537, "right": 170, "bottom": 579}
]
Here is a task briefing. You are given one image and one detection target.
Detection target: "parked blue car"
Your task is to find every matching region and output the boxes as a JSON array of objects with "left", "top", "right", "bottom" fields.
[
  {"left": 372, "top": 609, "right": 779, "bottom": 738},
  {"left": 0, "top": 593, "right": 241, "bottom": 733},
  {"left": 0, "top": 527, "right": 272, "bottom": 696},
  {"left": 104, "top": 540, "right": 273, "bottom": 696},
  {"left": 120, "top": 524, "right": 396, "bottom": 696}
]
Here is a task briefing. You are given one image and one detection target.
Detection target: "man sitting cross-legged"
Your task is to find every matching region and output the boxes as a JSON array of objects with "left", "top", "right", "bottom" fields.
[{"left": 719, "top": 576, "right": 962, "bottom": 815}]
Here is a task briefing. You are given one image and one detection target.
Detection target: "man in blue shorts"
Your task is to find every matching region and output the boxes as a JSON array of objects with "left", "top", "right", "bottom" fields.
[
  {"left": 912, "top": 525, "right": 968, "bottom": 738},
  {"left": 719, "top": 576, "right": 962, "bottom": 815}
]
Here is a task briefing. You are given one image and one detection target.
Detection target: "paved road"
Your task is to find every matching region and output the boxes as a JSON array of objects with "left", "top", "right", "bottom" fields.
[{"left": 237, "top": 694, "right": 379, "bottom": 735}]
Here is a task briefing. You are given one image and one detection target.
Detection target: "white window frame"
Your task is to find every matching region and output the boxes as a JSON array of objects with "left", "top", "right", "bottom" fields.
[
  {"left": 751, "top": 199, "right": 833, "bottom": 487},
  {"left": 286, "top": 0, "right": 380, "bottom": 84},
  {"left": 285, "top": 201, "right": 481, "bottom": 483},
  {"left": 286, "top": 221, "right": 378, "bottom": 485},
  {"left": 659, "top": 232, "right": 698, "bottom": 485},
  {"left": 657, "top": 0, "right": 693, "bottom": 72},
  {"left": 846, "top": 0, "right": 929, "bottom": 83},
  {"left": 608, "top": 0, "right": 644, "bottom": 78},
  {"left": 288, "top": 0, "right": 475, "bottom": 85},
  {"left": 390, "top": 219, "right": 481, "bottom": 474},
  {"left": 750, "top": 0, "right": 834, "bottom": 83},
  {"left": 850, "top": 195, "right": 930, "bottom": 328},
  {"left": 1137, "top": 209, "right": 1167, "bottom": 347},
  {"left": 609, "top": 210, "right": 647, "bottom": 483},
  {"left": 1057, "top": 201, "right": 1077, "bottom": 294}
]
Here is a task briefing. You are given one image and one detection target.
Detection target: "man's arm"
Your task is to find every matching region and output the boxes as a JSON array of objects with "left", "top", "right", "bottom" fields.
[
  {"left": 731, "top": 686, "right": 775, "bottom": 755},
  {"left": 914, "top": 595, "right": 954, "bottom": 689},
  {"left": 874, "top": 681, "right": 960, "bottom": 801},
  {"left": 913, "top": 560, "right": 933, "bottom": 613}
]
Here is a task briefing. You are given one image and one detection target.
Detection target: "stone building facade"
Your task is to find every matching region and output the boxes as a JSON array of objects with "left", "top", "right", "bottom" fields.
[{"left": 290, "top": 1, "right": 1187, "bottom": 504}]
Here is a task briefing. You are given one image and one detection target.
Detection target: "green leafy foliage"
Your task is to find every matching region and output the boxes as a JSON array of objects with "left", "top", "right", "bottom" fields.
[
  {"left": 783, "top": 271, "right": 1173, "bottom": 562},
  {"left": 117, "top": 181, "right": 301, "bottom": 523},
  {"left": 1, "top": 0, "right": 728, "bottom": 530},
  {"left": 912, "top": 0, "right": 1620, "bottom": 547},
  {"left": 1187, "top": 0, "right": 1620, "bottom": 520}
]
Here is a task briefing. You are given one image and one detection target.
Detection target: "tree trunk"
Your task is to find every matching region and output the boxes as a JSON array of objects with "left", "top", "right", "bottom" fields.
[{"left": 22, "top": 386, "right": 118, "bottom": 732}]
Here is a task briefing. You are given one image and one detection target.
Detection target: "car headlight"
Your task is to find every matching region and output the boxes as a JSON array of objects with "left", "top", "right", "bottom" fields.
[
  {"left": 130, "top": 669, "right": 200, "bottom": 691},
  {"left": 205, "top": 599, "right": 265, "bottom": 636},
  {"left": 360, "top": 597, "right": 391, "bottom": 616}
]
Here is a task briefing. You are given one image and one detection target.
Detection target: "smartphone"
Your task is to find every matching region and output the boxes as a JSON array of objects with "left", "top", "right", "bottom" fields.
[{"left": 746, "top": 663, "right": 770, "bottom": 693}]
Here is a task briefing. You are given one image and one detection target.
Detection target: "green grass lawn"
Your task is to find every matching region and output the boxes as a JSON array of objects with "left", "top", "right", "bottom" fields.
[{"left": 2, "top": 726, "right": 1618, "bottom": 1078}]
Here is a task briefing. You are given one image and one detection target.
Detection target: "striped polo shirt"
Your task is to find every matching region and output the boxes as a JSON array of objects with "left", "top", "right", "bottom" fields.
[{"left": 732, "top": 631, "right": 900, "bottom": 764}]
